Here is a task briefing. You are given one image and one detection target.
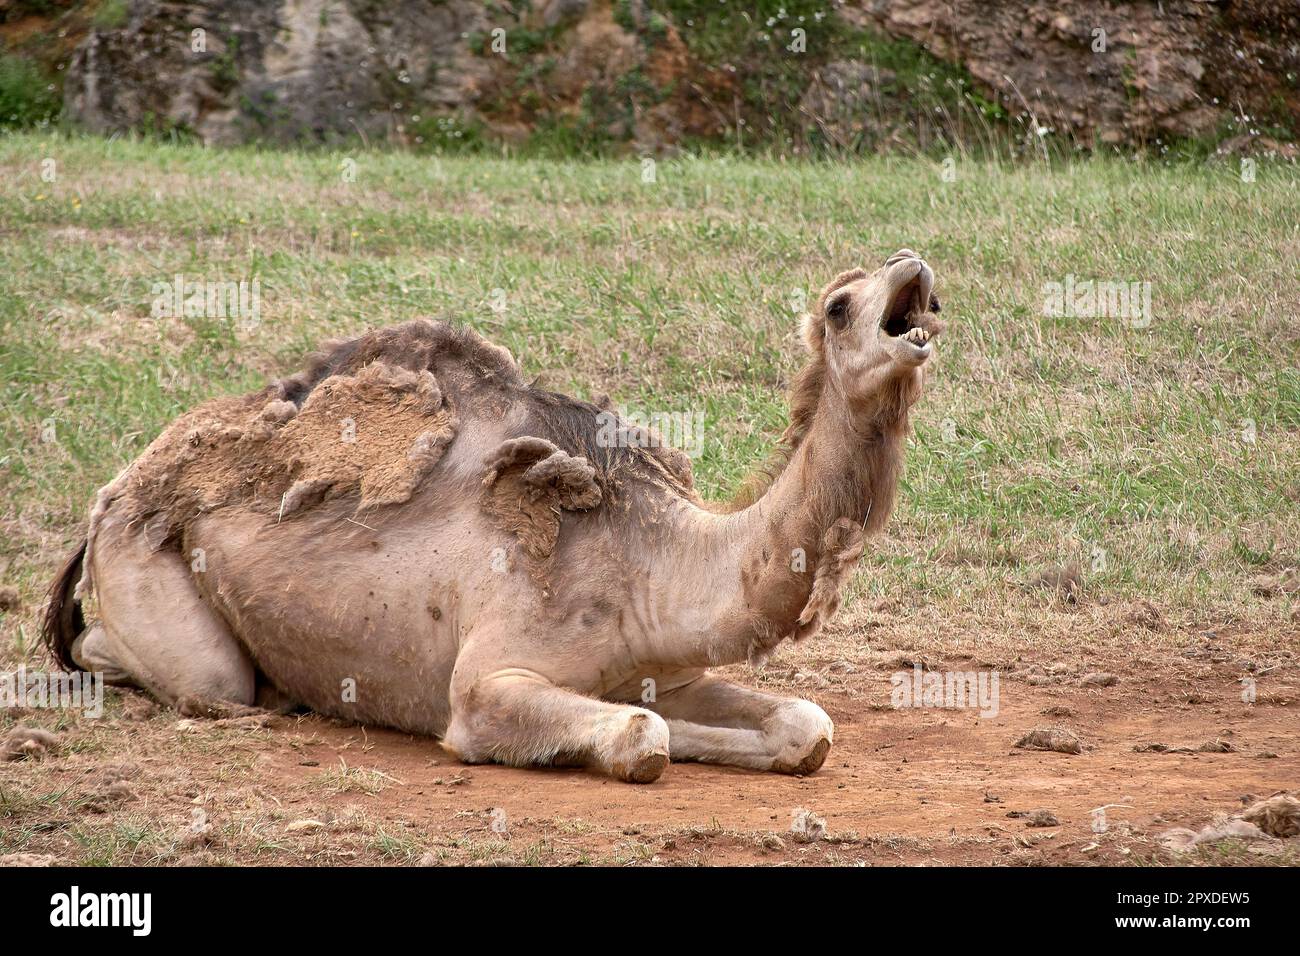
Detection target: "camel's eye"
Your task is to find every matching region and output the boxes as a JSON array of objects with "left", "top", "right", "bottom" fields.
[{"left": 825, "top": 293, "right": 851, "bottom": 331}]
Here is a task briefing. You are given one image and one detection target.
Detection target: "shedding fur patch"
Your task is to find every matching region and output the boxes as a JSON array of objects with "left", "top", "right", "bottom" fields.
[
  {"left": 481, "top": 436, "right": 602, "bottom": 569},
  {"left": 792, "top": 517, "right": 866, "bottom": 643},
  {"left": 96, "top": 360, "right": 457, "bottom": 557}
]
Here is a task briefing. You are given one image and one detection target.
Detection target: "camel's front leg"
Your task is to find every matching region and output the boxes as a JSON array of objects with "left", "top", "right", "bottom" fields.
[
  {"left": 444, "top": 667, "right": 671, "bottom": 783},
  {"left": 647, "top": 675, "right": 834, "bottom": 775}
]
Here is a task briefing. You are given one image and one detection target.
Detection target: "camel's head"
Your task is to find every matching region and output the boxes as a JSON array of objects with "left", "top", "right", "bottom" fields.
[{"left": 804, "top": 249, "right": 943, "bottom": 414}]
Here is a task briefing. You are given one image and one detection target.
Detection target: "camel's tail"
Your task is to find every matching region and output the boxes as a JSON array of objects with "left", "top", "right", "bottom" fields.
[{"left": 42, "top": 539, "right": 87, "bottom": 672}]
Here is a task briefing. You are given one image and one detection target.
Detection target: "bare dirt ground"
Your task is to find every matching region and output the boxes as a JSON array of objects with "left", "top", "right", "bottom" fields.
[{"left": 3, "top": 606, "right": 1296, "bottom": 866}]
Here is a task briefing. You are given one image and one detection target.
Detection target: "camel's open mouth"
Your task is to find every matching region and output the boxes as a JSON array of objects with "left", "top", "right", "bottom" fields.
[{"left": 880, "top": 259, "right": 939, "bottom": 351}]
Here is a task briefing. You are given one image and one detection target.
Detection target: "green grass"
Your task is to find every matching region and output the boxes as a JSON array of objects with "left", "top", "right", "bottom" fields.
[{"left": 0, "top": 131, "right": 1297, "bottom": 648}]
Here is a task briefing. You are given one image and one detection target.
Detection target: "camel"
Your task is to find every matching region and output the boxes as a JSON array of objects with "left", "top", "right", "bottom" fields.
[{"left": 43, "top": 249, "right": 942, "bottom": 783}]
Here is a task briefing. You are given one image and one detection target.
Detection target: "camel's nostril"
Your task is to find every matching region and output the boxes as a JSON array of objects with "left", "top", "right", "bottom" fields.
[{"left": 886, "top": 249, "right": 919, "bottom": 266}]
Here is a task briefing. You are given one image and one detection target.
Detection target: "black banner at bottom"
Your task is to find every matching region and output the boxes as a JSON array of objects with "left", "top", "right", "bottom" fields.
[{"left": 0, "top": 864, "right": 1278, "bottom": 941}]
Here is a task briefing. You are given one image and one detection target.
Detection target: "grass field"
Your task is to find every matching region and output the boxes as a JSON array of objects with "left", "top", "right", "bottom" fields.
[
  {"left": 2, "top": 133, "right": 1296, "bottom": 629},
  {"left": 0, "top": 133, "right": 1297, "bottom": 865}
]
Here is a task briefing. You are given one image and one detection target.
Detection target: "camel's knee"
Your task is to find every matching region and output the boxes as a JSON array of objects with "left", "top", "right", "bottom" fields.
[
  {"left": 766, "top": 699, "right": 834, "bottom": 775},
  {"left": 443, "top": 672, "right": 670, "bottom": 783},
  {"left": 441, "top": 709, "right": 493, "bottom": 765},
  {"left": 600, "top": 709, "right": 670, "bottom": 784}
]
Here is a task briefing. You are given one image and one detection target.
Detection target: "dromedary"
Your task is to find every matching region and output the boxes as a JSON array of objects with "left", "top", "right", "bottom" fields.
[{"left": 44, "top": 250, "right": 941, "bottom": 783}]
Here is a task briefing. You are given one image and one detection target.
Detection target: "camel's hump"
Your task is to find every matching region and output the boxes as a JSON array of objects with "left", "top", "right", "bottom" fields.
[{"left": 88, "top": 321, "right": 696, "bottom": 558}]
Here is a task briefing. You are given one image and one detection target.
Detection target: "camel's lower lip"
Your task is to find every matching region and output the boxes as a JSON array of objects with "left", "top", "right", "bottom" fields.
[{"left": 891, "top": 335, "right": 932, "bottom": 364}]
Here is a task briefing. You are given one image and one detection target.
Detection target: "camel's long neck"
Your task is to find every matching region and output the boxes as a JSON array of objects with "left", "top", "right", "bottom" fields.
[{"left": 692, "top": 380, "right": 910, "bottom": 664}]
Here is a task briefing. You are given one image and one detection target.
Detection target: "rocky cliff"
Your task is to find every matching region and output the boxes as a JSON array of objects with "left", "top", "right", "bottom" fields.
[{"left": 856, "top": 1, "right": 1298, "bottom": 152}]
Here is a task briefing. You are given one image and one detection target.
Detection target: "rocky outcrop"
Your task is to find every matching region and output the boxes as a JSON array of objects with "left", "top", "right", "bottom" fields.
[
  {"left": 58, "top": 0, "right": 1298, "bottom": 152},
  {"left": 64, "top": 0, "right": 495, "bottom": 146},
  {"left": 856, "top": 0, "right": 1300, "bottom": 150},
  {"left": 59, "top": 0, "right": 719, "bottom": 149}
]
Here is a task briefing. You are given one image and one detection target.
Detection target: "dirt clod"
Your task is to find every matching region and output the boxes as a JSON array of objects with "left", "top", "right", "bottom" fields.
[
  {"left": 85, "top": 765, "right": 140, "bottom": 812},
  {"left": 1031, "top": 562, "right": 1081, "bottom": 604},
  {"left": 119, "top": 693, "right": 159, "bottom": 721},
  {"left": 1196, "top": 739, "right": 1235, "bottom": 753},
  {"left": 1, "top": 726, "right": 59, "bottom": 761},
  {"left": 1080, "top": 672, "right": 1119, "bottom": 687},
  {"left": 1241, "top": 793, "right": 1300, "bottom": 838},
  {"left": 1249, "top": 570, "right": 1299, "bottom": 599},
  {"left": 1014, "top": 727, "right": 1083, "bottom": 754},
  {"left": 1126, "top": 600, "right": 1164, "bottom": 630}
]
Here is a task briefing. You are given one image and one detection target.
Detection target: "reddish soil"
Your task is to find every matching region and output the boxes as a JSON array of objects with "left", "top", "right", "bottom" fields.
[
  {"left": 4, "top": 625, "right": 1296, "bottom": 866},
  {"left": 253, "top": 647, "right": 1296, "bottom": 865}
]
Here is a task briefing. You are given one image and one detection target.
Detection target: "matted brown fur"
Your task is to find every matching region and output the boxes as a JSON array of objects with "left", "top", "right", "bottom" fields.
[
  {"left": 108, "top": 361, "right": 454, "bottom": 549},
  {"left": 481, "top": 435, "right": 603, "bottom": 575},
  {"left": 82, "top": 320, "right": 697, "bottom": 572}
]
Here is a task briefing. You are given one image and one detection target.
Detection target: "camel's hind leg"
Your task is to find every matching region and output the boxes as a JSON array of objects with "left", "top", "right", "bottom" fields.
[
  {"left": 78, "top": 516, "right": 255, "bottom": 710},
  {"left": 71, "top": 624, "right": 136, "bottom": 686}
]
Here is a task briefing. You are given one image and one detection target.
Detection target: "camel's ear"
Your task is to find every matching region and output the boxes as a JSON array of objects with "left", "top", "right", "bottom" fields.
[{"left": 800, "top": 311, "right": 825, "bottom": 355}]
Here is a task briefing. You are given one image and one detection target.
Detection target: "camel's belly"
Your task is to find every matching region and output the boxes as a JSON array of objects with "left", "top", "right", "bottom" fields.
[{"left": 186, "top": 501, "right": 486, "bottom": 737}]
